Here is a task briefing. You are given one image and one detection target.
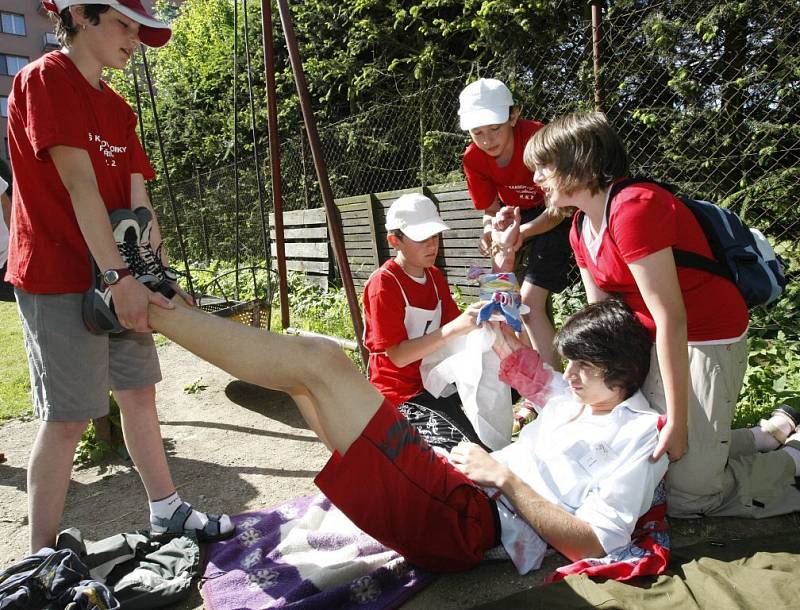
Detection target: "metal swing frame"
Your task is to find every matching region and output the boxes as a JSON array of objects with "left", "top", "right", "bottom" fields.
[{"left": 133, "top": 0, "right": 367, "bottom": 363}]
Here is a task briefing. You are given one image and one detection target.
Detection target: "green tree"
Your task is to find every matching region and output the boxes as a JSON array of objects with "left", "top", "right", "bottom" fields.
[{"left": 604, "top": 0, "right": 800, "bottom": 240}]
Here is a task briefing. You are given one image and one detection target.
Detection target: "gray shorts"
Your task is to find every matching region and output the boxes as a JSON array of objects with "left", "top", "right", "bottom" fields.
[{"left": 15, "top": 288, "right": 162, "bottom": 422}]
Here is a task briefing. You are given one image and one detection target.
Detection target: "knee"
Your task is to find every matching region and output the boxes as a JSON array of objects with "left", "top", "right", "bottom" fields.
[
  {"left": 520, "top": 301, "right": 545, "bottom": 325},
  {"left": 114, "top": 385, "right": 156, "bottom": 407},
  {"left": 43, "top": 420, "right": 89, "bottom": 443},
  {"left": 303, "top": 336, "right": 356, "bottom": 379},
  {"left": 282, "top": 338, "right": 355, "bottom": 398},
  {"left": 520, "top": 286, "right": 547, "bottom": 309},
  {"left": 318, "top": 337, "right": 354, "bottom": 370}
]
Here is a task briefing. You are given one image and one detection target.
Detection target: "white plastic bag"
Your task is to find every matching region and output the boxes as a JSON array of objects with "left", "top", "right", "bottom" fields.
[{"left": 420, "top": 325, "right": 513, "bottom": 450}]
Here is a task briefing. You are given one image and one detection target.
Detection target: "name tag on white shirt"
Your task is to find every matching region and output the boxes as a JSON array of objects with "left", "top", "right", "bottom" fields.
[{"left": 577, "top": 441, "right": 617, "bottom": 475}]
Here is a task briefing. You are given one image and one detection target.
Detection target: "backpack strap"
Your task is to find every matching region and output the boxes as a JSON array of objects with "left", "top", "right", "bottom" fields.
[
  {"left": 576, "top": 177, "right": 654, "bottom": 239},
  {"left": 604, "top": 177, "right": 675, "bottom": 226},
  {"left": 581, "top": 178, "right": 732, "bottom": 282},
  {"left": 670, "top": 201, "right": 732, "bottom": 281}
]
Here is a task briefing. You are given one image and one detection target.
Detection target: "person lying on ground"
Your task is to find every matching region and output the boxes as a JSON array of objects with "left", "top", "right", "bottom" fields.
[{"left": 141, "top": 290, "right": 668, "bottom": 575}]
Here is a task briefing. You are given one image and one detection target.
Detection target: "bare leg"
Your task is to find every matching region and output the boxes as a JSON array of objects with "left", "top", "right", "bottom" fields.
[
  {"left": 114, "top": 385, "right": 175, "bottom": 501},
  {"left": 28, "top": 420, "right": 87, "bottom": 552},
  {"left": 290, "top": 390, "right": 335, "bottom": 450},
  {"left": 520, "top": 281, "right": 561, "bottom": 371},
  {"left": 148, "top": 302, "right": 383, "bottom": 455}
]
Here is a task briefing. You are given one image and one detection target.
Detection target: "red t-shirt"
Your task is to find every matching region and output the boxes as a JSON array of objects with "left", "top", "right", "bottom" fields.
[
  {"left": 570, "top": 182, "right": 748, "bottom": 341},
  {"left": 363, "top": 259, "right": 462, "bottom": 406},
  {"left": 463, "top": 119, "right": 545, "bottom": 210},
  {"left": 6, "top": 51, "right": 155, "bottom": 293}
]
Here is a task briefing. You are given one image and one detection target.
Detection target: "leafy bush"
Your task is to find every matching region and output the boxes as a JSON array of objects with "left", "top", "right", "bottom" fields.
[
  {"left": 551, "top": 281, "right": 587, "bottom": 329},
  {"left": 282, "top": 272, "right": 357, "bottom": 341},
  {"left": 186, "top": 259, "right": 272, "bottom": 304},
  {"left": 735, "top": 243, "right": 800, "bottom": 427},
  {"left": 74, "top": 395, "right": 128, "bottom": 468}
]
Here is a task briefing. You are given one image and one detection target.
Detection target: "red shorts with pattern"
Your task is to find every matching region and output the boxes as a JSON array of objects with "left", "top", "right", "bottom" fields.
[{"left": 315, "top": 399, "right": 498, "bottom": 572}]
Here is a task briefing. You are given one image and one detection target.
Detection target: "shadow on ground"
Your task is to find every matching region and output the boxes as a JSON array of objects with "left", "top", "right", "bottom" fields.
[{"left": 225, "top": 381, "right": 309, "bottom": 430}]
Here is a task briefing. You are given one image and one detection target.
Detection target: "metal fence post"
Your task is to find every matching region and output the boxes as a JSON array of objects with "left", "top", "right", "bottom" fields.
[
  {"left": 195, "top": 168, "right": 211, "bottom": 262},
  {"left": 260, "top": 0, "right": 290, "bottom": 329},
  {"left": 591, "top": 0, "right": 605, "bottom": 112},
  {"left": 275, "top": 0, "right": 368, "bottom": 366}
]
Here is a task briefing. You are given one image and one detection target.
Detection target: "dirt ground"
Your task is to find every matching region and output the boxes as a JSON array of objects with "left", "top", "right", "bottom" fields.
[{"left": 2, "top": 339, "right": 799, "bottom": 608}]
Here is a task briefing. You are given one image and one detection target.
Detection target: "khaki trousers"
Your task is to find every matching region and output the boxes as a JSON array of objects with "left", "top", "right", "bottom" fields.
[{"left": 642, "top": 336, "right": 800, "bottom": 518}]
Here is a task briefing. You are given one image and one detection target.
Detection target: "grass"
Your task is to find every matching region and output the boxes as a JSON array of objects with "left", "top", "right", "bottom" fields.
[{"left": 0, "top": 301, "right": 31, "bottom": 421}]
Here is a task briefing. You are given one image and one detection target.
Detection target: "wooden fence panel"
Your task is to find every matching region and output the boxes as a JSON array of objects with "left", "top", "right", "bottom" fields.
[
  {"left": 269, "top": 208, "right": 330, "bottom": 288},
  {"left": 275, "top": 181, "right": 489, "bottom": 298},
  {"left": 429, "top": 183, "right": 486, "bottom": 298}
]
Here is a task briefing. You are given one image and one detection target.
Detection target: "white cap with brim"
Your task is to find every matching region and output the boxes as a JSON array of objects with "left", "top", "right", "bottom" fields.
[
  {"left": 385, "top": 193, "right": 449, "bottom": 242},
  {"left": 42, "top": 0, "right": 172, "bottom": 48},
  {"left": 458, "top": 78, "right": 514, "bottom": 131}
]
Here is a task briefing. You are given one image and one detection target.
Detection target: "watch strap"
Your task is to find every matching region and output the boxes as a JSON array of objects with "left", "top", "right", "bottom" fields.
[{"left": 102, "top": 267, "right": 132, "bottom": 286}]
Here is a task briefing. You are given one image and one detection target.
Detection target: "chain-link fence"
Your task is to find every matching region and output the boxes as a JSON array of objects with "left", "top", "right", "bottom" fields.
[{"left": 152, "top": 0, "right": 799, "bottom": 278}]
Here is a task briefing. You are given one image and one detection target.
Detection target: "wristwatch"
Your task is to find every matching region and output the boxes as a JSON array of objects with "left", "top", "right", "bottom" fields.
[{"left": 101, "top": 267, "right": 132, "bottom": 287}]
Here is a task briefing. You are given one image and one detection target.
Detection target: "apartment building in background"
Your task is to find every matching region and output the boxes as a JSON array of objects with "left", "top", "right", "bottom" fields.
[
  {"left": 0, "top": 0, "right": 178, "bottom": 163},
  {"left": 0, "top": 1, "right": 56, "bottom": 161}
]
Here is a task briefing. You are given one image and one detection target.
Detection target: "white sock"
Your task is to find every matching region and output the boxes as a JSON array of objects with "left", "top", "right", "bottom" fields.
[
  {"left": 149, "top": 491, "right": 232, "bottom": 535},
  {"left": 751, "top": 414, "right": 796, "bottom": 451},
  {"left": 149, "top": 491, "right": 209, "bottom": 531}
]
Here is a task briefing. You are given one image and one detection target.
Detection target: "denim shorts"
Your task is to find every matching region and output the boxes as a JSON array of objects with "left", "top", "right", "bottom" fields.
[{"left": 15, "top": 288, "right": 162, "bottom": 421}]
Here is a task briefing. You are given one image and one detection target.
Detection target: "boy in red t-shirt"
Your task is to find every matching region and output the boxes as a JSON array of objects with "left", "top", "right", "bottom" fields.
[
  {"left": 459, "top": 78, "right": 572, "bottom": 369},
  {"left": 363, "top": 193, "right": 485, "bottom": 448},
  {"left": 6, "top": 0, "right": 232, "bottom": 552}
]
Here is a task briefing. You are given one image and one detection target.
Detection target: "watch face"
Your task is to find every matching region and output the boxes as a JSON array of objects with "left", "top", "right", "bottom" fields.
[{"left": 103, "top": 269, "right": 120, "bottom": 286}]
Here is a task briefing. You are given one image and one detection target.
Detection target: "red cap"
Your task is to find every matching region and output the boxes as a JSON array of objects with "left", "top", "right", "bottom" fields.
[{"left": 41, "top": 0, "right": 172, "bottom": 48}]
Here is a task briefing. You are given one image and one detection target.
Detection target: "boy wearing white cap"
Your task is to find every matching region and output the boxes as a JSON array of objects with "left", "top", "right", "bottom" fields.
[
  {"left": 363, "top": 193, "right": 485, "bottom": 447},
  {"left": 6, "top": 1, "right": 232, "bottom": 552},
  {"left": 459, "top": 78, "right": 572, "bottom": 369}
]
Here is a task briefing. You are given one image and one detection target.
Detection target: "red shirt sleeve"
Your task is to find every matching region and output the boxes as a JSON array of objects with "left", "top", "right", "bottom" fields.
[
  {"left": 610, "top": 186, "right": 677, "bottom": 263},
  {"left": 570, "top": 214, "right": 587, "bottom": 268},
  {"left": 463, "top": 144, "right": 499, "bottom": 211},
  {"left": 363, "top": 272, "right": 409, "bottom": 352},
  {"left": 21, "top": 63, "right": 89, "bottom": 160}
]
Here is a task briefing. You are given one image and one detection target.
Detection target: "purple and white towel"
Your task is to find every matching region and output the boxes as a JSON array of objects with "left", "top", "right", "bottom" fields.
[{"left": 201, "top": 494, "right": 433, "bottom": 609}]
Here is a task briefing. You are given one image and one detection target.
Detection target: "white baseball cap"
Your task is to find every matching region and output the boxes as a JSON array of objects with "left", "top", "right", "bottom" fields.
[
  {"left": 385, "top": 194, "right": 449, "bottom": 242},
  {"left": 42, "top": 0, "right": 172, "bottom": 48},
  {"left": 458, "top": 78, "right": 514, "bottom": 131}
]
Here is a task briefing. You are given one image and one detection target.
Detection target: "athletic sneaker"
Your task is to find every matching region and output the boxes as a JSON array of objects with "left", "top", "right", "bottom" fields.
[
  {"left": 82, "top": 255, "right": 125, "bottom": 334},
  {"left": 132, "top": 207, "right": 177, "bottom": 299},
  {"left": 81, "top": 209, "right": 143, "bottom": 334}
]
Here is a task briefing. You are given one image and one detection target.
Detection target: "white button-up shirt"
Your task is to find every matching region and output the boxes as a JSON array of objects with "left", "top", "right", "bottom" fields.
[{"left": 489, "top": 376, "right": 668, "bottom": 574}]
